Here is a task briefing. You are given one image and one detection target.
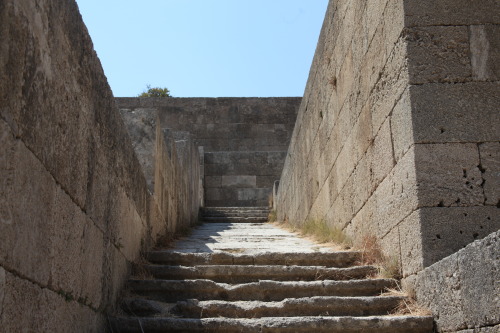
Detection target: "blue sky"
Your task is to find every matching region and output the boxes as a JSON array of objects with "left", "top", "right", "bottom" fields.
[{"left": 75, "top": 0, "right": 328, "bottom": 97}]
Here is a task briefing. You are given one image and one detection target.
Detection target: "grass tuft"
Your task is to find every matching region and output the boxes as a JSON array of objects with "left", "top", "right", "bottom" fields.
[
  {"left": 268, "top": 209, "right": 277, "bottom": 222},
  {"left": 300, "top": 219, "right": 352, "bottom": 249},
  {"left": 356, "top": 234, "right": 402, "bottom": 280}
]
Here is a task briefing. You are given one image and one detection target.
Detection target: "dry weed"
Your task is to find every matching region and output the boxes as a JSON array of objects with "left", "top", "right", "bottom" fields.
[
  {"left": 383, "top": 286, "right": 432, "bottom": 316},
  {"left": 356, "top": 234, "right": 402, "bottom": 280}
]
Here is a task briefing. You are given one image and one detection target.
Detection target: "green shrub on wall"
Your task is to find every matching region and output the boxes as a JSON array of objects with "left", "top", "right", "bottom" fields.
[{"left": 138, "top": 84, "right": 171, "bottom": 97}]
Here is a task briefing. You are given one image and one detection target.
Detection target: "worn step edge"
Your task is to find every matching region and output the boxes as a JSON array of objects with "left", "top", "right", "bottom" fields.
[
  {"left": 200, "top": 217, "right": 268, "bottom": 223},
  {"left": 127, "top": 278, "right": 395, "bottom": 302},
  {"left": 110, "top": 315, "right": 434, "bottom": 333},
  {"left": 147, "top": 251, "right": 362, "bottom": 267},
  {"left": 123, "top": 296, "right": 405, "bottom": 318},
  {"left": 201, "top": 207, "right": 270, "bottom": 210},
  {"left": 147, "top": 265, "right": 378, "bottom": 283}
]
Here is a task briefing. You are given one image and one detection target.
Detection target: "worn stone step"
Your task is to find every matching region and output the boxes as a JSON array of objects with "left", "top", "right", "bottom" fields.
[
  {"left": 200, "top": 211, "right": 269, "bottom": 217},
  {"left": 110, "top": 315, "right": 434, "bottom": 333},
  {"left": 200, "top": 216, "right": 269, "bottom": 223},
  {"left": 123, "top": 296, "right": 405, "bottom": 318},
  {"left": 201, "top": 206, "right": 270, "bottom": 211},
  {"left": 147, "top": 251, "right": 362, "bottom": 267},
  {"left": 146, "top": 265, "right": 378, "bottom": 283},
  {"left": 128, "top": 278, "right": 397, "bottom": 302}
]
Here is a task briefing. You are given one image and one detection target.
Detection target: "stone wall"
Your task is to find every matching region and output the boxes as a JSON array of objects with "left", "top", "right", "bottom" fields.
[
  {"left": 0, "top": 0, "right": 200, "bottom": 331},
  {"left": 276, "top": 0, "right": 499, "bottom": 289},
  {"left": 117, "top": 97, "right": 301, "bottom": 207}
]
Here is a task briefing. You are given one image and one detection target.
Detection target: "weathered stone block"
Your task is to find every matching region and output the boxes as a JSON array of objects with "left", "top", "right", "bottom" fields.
[
  {"left": 344, "top": 195, "right": 377, "bottom": 243},
  {"left": 370, "top": 117, "right": 395, "bottom": 189},
  {"left": 459, "top": 231, "right": 499, "bottom": 327},
  {"left": 373, "top": 147, "right": 419, "bottom": 238},
  {"left": 237, "top": 188, "right": 271, "bottom": 202},
  {"left": 414, "top": 143, "right": 484, "bottom": 207},
  {"left": 415, "top": 230, "right": 500, "bottom": 332},
  {"left": 470, "top": 25, "right": 500, "bottom": 81},
  {"left": 222, "top": 175, "right": 257, "bottom": 188},
  {"left": 0, "top": 269, "right": 105, "bottom": 332},
  {"left": 419, "top": 206, "right": 499, "bottom": 267},
  {"left": 390, "top": 88, "right": 413, "bottom": 163},
  {"left": 205, "top": 176, "right": 222, "bottom": 188},
  {"left": 415, "top": 252, "right": 465, "bottom": 330},
  {"left": 479, "top": 142, "right": 500, "bottom": 206},
  {"left": 49, "top": 186, "right": 105, "bottom": 308},
  {"left": 369, "top": 34, "right": 409, "bottom": 134},
  {"left": 398, "top": 210, "right": 424, "bottom": 277},
  {"left": 410, "top": 82, "right": 500, "bottom": 143},
  {"left": 119, "top": 108, "right": 157, "bottom": 192},
  {"left": 404, "top": 0, "right": 500, "bottom": 27},
  {"left": 407, "top": 26, "right": 472, "bottom": 84},
  {"left": 114, "top": 188, "right": 146, "bottom": 262},
  {"left": 0, "top": 120, "right": 54, "bottom": 285}
]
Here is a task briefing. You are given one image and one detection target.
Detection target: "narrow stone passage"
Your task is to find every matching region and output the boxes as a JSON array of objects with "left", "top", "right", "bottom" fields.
[{"left": 110, "top": 207, "right": 433, "bottom": 332}]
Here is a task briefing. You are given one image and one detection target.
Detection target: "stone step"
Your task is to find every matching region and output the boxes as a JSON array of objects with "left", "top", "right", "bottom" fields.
[
  {"left": 110, "top": 315, "right": 434, "bottom": 333},
  {"left": 123, "top": 296, "right": 406, "bottom": 318},
  {"left": 146, "top": 265, "right": 378, "bottom": 283},
  {"left": 128, "top": 279, "right": 398, "bottom": 302},
  {"left": 200, "top": 216, "right": 269, "bottom": 223},
  {"left": 201, "top": 206, "right": 270, "bottom": 211},
  {"left": 200, "top": 213, "right": 270, "bottom": 218},
  {"left": 147, "top": 251, "right": 362, "bottom": 267},
  {"left": 200, "top": 211, "right": 270, "bottom": 217}
]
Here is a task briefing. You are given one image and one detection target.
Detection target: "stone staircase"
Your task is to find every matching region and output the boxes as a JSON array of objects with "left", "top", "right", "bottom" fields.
[
  {"left": 199, "top": 207, "right": 270, "bottom": 223},
  {"left": 110, "top": 213, "right": 433, "bottom": 332}
]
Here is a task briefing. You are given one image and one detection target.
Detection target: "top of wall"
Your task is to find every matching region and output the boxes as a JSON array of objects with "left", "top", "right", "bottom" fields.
[{"left": 116, "top": 97, "right": 301, "bottom": 152}]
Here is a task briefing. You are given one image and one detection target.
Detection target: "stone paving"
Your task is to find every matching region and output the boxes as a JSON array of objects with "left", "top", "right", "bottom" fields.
[{"left": 170, "top": 222, "right": 335, "bottom": 254}]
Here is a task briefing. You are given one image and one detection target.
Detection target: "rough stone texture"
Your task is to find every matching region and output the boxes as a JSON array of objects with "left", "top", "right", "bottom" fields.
[
  {"left": 204, "top": 151, "right": 286, "bottom": 206},
  {"left": 0, "top": 269, "right": 105, "bottom": 332},
  {"left": 276, "top": 0, "right": 500, "bottom": 279},
  {"left": 116, "top": 97, "right": 301, "bottom": 153},
  {"left": 117, "top": 97, "right": 300, "bottom": 207},
  {"left": 414, "top": 230, "right": 499, "bottom": 332},
  {"left": 479, "top": 142, "right": 500, "bottom": 206},
  {"left": 118, "top": 108, "right": 157, "bottom": 192},
  {"left": 0, "top": 0, "right": 200, "bottom": 330},
  {"left": 276, "top": 2, "right": 499, "bottom": 331}
]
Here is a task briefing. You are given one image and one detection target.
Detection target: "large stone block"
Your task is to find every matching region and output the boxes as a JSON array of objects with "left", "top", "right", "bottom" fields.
[
  {"left": 398, "top": 210, "right": 424, "bottom": 277},
  {"left": 48, "top": 186, "right": 105, "bottom": 309},
  {"left": 370, "top": 117, "right": 395, "bottom": 189},
  {"left": 403, "top": 0, "right": 500, "bottom": 27},
  {"left": 119, "top": 108, "right": 157, "bottom": 192},
  {"left": 419, "top": 206, "right": 499, "bottom": 267},
  {"left": 415, "top": 230, "right": 500, "bottom": 332},
  {"left": 373, "top": 147, "right": 419, "bottom": 238},
  {"left": 0, "top": 120, "right": 55, "bottom": 285},
  {"left": 407, "top": 26, "right": 472, "bottom": 84},
  {"left": 470, "top": 25, "right": 500, "bottom": 81},
  {"left": 221, "top": 175, "right": 257, "bottom": 188},
  {"left": 390, "top": 88, "right": 413, "bottom": 163},
  {"left": 0, "top": 270, "right": 105, "bottom": 332},
  {"left": 369, "top": 34, "right": 409, "bottom": 134},
  {"left": 414, "top": 143, "right": 484, "bottom": 207},
  {"left": 410, "top": 82, "right": 500, "bottom": 143},
  {"left": 458, "top": 231, "right": 499, "bottom": 327},
  {"left": 415, "top": 251, "right": 465, "bottom": 330},
  {"left": 479, "top": 142, "right": 500, "bottom": 206}
]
